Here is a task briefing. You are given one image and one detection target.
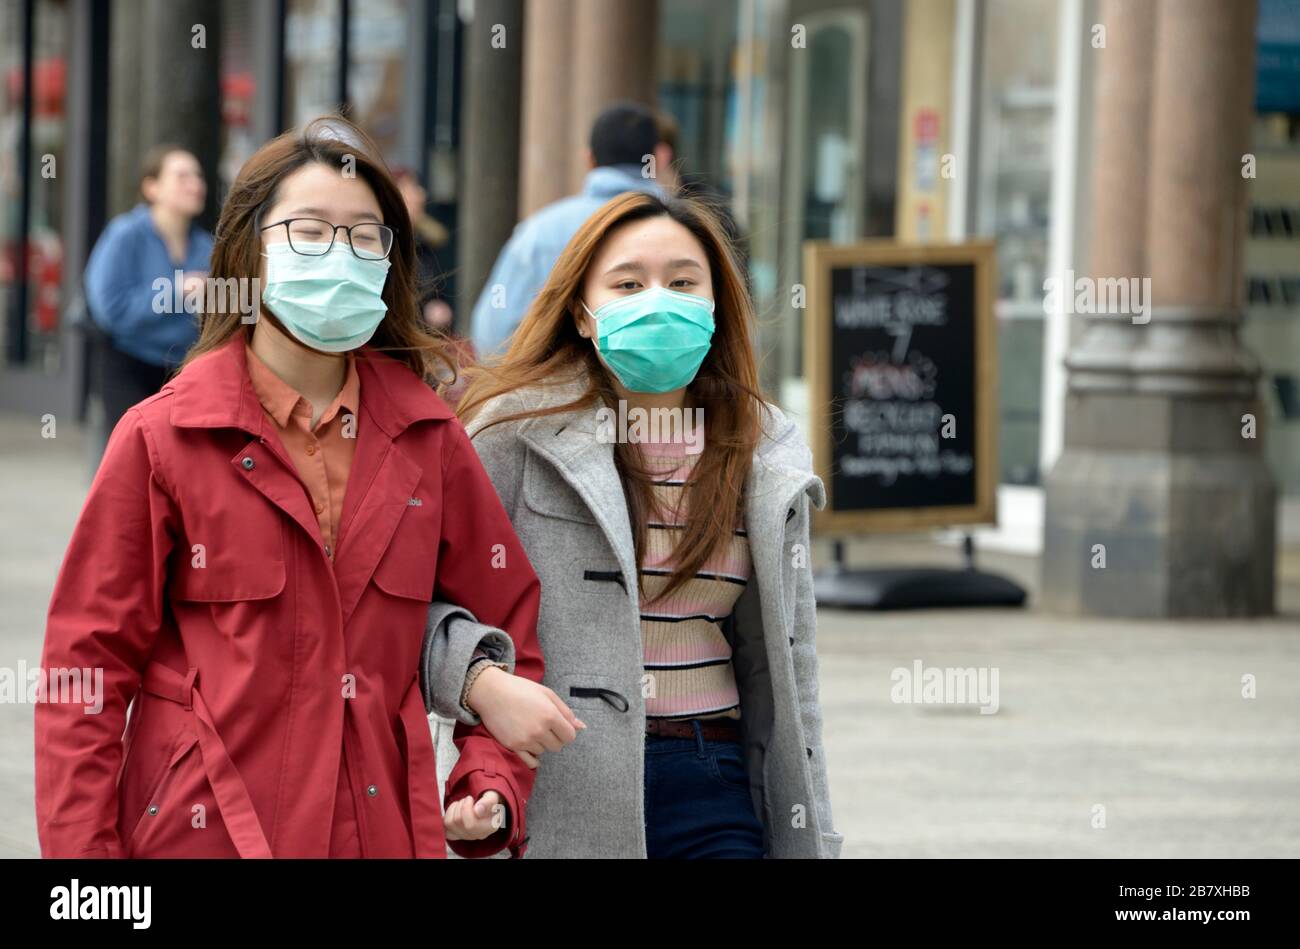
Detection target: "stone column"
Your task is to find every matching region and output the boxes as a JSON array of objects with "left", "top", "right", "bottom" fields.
[
  {"left": 456, "top": 0, "right": 524, "bottom": 331},
  {"left": 1061, "top": 0, "right": 1153, "bottom": 392},
  {"left": 1041, "top": 0, "right": 1275, "bottom": 617},
  {"left": 107, "top": 2, "right": 143, "bottom": 217},
  {"left": 519, "top": 0, "right": 574, "bottom": 217},
  {"left": 109, "top": 0, "right": 223, "bottom": 227},
  {"left": 567, "top": 0, "right": 660, "bottom": 193}
]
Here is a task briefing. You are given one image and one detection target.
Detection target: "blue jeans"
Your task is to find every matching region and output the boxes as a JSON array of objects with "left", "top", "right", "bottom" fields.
[{"left": 643, "top": 720, "right": 766, "bottom": 859}]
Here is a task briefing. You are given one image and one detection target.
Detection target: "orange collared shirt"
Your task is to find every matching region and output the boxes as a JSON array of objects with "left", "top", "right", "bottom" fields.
[{"left": 245, "top": 344, "right": 361, "bottom": 562}]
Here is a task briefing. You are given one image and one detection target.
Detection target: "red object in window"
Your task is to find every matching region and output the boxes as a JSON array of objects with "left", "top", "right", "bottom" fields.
[
  {"left": 0, "top": 236, "right": 62, "bottom": 332},
  {"left": 32, "top": 240, "right": 62, "bottom": 333},
  {"left": 913, "top": 108, "right": 940, "bottom": 146},
  {"left": 221, "top": 71, "right": 255, "bottom": 127},
  {"left": 5, "top": 57, "right": 66, "bottom": 117}
]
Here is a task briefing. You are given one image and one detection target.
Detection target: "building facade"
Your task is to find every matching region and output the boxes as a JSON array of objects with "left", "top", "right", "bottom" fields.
[{"left": 2, "top": 0, "right": 1296, "bottom": 564}]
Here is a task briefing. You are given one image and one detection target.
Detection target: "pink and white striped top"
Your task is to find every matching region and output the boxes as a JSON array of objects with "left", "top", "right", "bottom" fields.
[{"left": 635, "top": 437, "right": 749, "bottom": 721}]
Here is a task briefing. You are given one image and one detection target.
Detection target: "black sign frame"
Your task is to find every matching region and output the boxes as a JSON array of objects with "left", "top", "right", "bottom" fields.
[{"left": 803, "top": 239, "right": 999, "bottom": 532}]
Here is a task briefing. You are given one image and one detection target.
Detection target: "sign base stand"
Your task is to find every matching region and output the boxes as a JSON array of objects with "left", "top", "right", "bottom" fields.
[{"left": 813, "top": 536, "right": 1028, "bottom": 610}]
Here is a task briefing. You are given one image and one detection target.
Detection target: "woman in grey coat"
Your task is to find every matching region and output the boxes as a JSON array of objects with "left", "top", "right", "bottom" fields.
[{"left": 433, "top": 191, "right": 843, "bottom": 858}]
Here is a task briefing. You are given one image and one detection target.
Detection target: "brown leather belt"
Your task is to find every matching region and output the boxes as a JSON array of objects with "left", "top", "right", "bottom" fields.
[{"left": 646, "top": 717, "right": 741, "bottom": 742}]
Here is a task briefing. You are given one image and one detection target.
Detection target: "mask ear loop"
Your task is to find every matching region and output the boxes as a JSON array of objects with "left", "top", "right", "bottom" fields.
[
  {"left": 249, "top": 203, "right": 274, "bottom": 328},
  {"left": 577, "top": 301, "right": 596, "bottom": 339}
]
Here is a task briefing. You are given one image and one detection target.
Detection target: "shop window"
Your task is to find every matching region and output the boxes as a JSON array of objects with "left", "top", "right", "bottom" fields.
[
  {"left": 219, "top": 0, "right": 256, "bottom": 204},
  {"left": 2, "top": 0, "right": 68, "bottom": 371},
  {"left": 974, "top": 0, "right": 1058, "bottom": 486},
  {"left": 284, "top": 0, "right": 342, "bottom": 129}
]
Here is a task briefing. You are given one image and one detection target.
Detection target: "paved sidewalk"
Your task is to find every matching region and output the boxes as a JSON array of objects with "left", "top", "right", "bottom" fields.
[{"left": 2, "top": 412, "right": 1297, "bottom": 857}]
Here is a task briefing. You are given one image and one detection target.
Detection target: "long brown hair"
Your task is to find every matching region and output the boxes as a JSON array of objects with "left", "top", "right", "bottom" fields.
[
  {"left": 458, "top": 191, "right": 769, "bottom": 603},
  {"left": 183, "top": 114, "right": 454, "bottom": 382}
]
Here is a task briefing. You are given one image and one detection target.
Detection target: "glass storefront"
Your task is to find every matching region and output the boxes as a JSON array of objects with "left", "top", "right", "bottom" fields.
[
  {"left": 0, "top": 0, "right": 23, "bottom": 363},
  {"left": 776, "top": 6, "right": 870, "bottom": 388},
  {"left": 284, "top": 0, "right": 342, "bottom": 130},
  {"left": 1243, "top": 0, "right": 1300, "bottom": 496},
  {"left": 348, "top": 0, "right": 416, "bottom": 159},
  {"left": 219, "top": 0, "right": 257, "bottom": 203},
  {"left": 666, "top": 0, "right": 886, "bottom": 413},
  {"left": 281, "top": 0, "right": 428, "bottom": 161},
  {"left": 659, "top": 0, "right": 739, "bottom": 192},
  {"left": 974, "top": 0, "right": 1058, "bottom": 486},
  {"left": 2, "top": 0, "right": 69, "bottom": 374},
  {"left": 1, "top": 0, "right": 1292, "bottom": 510}
]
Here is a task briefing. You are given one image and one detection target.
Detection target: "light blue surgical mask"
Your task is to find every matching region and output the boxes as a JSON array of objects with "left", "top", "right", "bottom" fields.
[
  {"left": 582, "top": 286, "right": 715, "bottom": 393},
  {"left": 260, "top": 241, "right": 390, "bottom": 353}
]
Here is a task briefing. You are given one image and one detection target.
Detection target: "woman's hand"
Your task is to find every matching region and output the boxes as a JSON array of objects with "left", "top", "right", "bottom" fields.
[
  {"left": 444, "top": 790, "right": 507, "bottom": 841},
  {"left": 467, "top": 667, "right": 585, "bottom": 767}
]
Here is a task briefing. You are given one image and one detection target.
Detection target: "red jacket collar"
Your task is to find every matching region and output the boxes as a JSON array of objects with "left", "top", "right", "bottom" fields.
[{"left": 167, "top": 333, "right": 455, "bottom": 436}]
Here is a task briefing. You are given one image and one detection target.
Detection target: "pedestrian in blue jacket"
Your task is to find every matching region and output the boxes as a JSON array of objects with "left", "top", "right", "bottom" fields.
[
  {"left": 469, "top": 101, "right": 666, "bottom": 358},
  {"left": 84, "top": 144, "right": 213, "bottom": 459}
]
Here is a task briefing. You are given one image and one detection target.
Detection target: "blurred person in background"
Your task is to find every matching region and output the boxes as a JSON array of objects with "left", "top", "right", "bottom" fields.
[
  {"left": 470, "top": 100, "right": 667, "bottom": 358},
  {"left": 653, "top": 111, "right": 749, "bottom": 285},
  {"left": 83, "top": 145, "right": 213, "bottom": 462},
  {"left": 392, "top": 164, "right": 473, "bottom": 406},
  {"left": 392, "top": 165, "right": 455, "bottom": 335}
]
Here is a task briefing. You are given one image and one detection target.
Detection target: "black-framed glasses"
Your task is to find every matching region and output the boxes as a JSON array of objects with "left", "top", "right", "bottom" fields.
[{"left": 260, "top": 217, "right": 395, "bottom": 260}]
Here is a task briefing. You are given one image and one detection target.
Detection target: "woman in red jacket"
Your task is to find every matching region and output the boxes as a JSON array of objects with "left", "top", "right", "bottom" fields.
[{"left": 34, "top": 115, "right": 574, "bottom": 858}]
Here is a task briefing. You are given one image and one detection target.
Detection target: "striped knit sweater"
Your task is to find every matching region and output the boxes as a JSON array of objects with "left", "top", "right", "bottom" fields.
[{"left": 636, "top": 438, "right": 749, "bottom": 721}]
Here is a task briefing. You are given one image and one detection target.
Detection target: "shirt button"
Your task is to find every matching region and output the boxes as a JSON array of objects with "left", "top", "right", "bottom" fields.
[
  {"left": 306, "top": 444, "right": 317, "bottom": 456},
  {"left": 315, "top": 501, "right": 324, "bottom": 515},
  {"left": 148, "top": 804, "right": 159, "bottom": 816},
  {"left": 367, "top": 784, "right": 378, "bottom": 797},
  {"left": 324, "top": 544, "right": 332, "bottom": 558},
  {"left": 241, "top": 457, "right": 255, "bottom": 470}
]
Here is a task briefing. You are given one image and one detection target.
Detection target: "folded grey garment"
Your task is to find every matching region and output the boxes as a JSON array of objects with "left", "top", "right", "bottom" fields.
[{"left": 420, "top": 601, "right": 516, "bottom": 724}]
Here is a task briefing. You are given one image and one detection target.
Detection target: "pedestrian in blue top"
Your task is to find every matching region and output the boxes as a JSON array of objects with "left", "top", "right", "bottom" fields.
[
  {"left": 470, "top": 101, "right": 667, "bottom": 358},
  {"left": 84, "top": 144, "right": 213, "bottom": 460}
]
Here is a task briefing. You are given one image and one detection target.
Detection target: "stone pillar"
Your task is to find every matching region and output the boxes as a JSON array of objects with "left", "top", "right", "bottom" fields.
[
  {"left": 109, "top": 0, "right": 223, "bottom": 228},
  {"left": 456, "top": 0, "right": 524, "bottom": 331},
  {"left": 141, "top": 0, "right": 224, "bottom": 229},
  {"left": 567, "top": 0, "right": 660, "bottom": 193},
  {"left": 519, "top": 0, "right": 574, "bottom": 217},
  {"left": 1062, "top": 0, "right": 1153, "bottom": 391},
  {"left": 107, "top": 3, "right": 143, "bottom": 217},
  {"left": 1041, "top": 0, "right": 1275, "bottom": 617}
]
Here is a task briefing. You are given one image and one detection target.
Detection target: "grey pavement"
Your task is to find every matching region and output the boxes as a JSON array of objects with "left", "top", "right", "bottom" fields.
[{"left": 2, "top": 411, "right": 1297, "bottom": 858}]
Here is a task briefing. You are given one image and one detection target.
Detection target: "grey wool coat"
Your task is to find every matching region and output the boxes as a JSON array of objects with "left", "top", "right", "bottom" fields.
[{"left": 427, "top": 370, "right": 844, "bottom": 859}]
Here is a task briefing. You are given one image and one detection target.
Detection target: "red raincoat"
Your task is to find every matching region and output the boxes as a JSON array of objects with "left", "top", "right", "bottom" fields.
[{"left": 35, "top": 336, "right": 542, "bottom": 858}]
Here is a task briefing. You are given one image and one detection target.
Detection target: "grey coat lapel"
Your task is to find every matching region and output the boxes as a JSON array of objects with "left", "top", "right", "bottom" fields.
[{"left": 513, "top": 377, "right": 639, "bottom": 594}]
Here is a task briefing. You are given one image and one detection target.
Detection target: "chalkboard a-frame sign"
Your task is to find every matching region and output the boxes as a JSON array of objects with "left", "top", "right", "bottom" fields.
[{"left": 804, "top": 240, "right": 998, "bottom": 533}]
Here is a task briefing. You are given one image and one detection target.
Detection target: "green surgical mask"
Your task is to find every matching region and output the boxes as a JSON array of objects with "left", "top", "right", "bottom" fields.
[
  {"left": 582, "top": 286, "right": 715, "bottom": 393},
  {"left": 260, "top": 241, "right": 390, "bottom": 353}
]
